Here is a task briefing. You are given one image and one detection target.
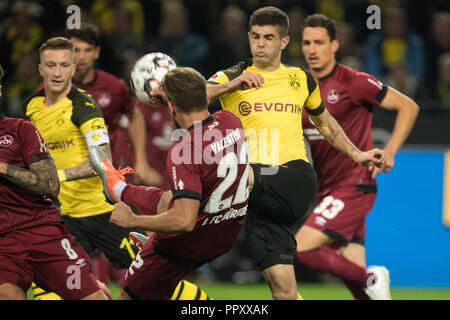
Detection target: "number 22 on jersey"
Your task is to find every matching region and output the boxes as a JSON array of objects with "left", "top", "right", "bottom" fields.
[{"left": 204, "top": 141, "right": 249, "bottom": 214}]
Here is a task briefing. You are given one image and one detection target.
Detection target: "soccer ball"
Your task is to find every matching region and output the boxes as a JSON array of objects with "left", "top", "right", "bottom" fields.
[{"left": 130, "top": 52, "right": 177, "bottom": 105}]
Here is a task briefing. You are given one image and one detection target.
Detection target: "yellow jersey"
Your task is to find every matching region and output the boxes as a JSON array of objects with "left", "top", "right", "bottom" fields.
[
  {"left": 208, "top": 59, "right": 325, "bottom": 166},
  {"left": 25, "top": 86, "right": 113, "bottom": 217}
]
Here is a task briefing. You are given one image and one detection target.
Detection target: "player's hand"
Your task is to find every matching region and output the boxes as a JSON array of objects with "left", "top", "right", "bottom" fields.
[
  {"left": 110, "top": 202, "right": 137, "bottom": 228},
  {"left": 229, "top": 72, "right": 264, "bottom": 91},
  {"left": 133, "top": 161, "right": 164, "bottom": 186},
  {"left": 356, "top": 148, "right": 385, "bottom": 168},
  {"left": 369, "top": 151, "right": 395, "bottom": 179}
]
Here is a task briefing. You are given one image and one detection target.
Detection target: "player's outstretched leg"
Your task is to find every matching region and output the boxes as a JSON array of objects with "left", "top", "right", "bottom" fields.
[{"left": 89, "top": 145, "right": 134, "bottom": 203}]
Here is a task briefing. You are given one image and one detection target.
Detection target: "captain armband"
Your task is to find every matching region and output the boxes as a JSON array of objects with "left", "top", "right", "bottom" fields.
[{"left": 84, "top": 129, "right": 110, "bottom": 147}]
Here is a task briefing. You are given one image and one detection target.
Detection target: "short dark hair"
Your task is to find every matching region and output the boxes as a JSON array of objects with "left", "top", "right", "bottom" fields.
[
  {"left": 303, "top": 14, "right": 337, "bottom": 41},
  {"left": 39, "top": 37, "right": 74, "bottom": 60},
  {"left": 161, "top": 67, "right": 207, "bottom": 114},
  {"left": 0, "top": 64, "right": 4, "bottom": 82},
  {"left": 249, "top": 6, "right": 289, "bottom": 37},
  {"left": 66, "top": 23, "right": 101, "bottom": 47}
]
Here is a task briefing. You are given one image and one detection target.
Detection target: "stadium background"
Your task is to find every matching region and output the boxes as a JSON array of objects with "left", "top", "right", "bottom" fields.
[{"left": 1, "top": 0, "right": 449, "bottom": 299}]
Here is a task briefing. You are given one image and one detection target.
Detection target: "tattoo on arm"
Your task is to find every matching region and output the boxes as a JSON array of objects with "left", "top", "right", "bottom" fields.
[
  {"left": 325, "top": 129, "right": 340, "bottom": 145},
  {"left": 4, "top": 159, "right": 60, "bottom": 197}
]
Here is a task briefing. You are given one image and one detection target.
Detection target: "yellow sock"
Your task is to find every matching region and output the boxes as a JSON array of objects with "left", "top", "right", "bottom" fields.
[
  {"left": 298, "top": 292, "right": 304, "bottom": 300},
  {"left": 170, "top": 280, "right": 212, "bottom": 300},
  {"left": 31, "top": 282, "right": 62, "bottom": 300}
]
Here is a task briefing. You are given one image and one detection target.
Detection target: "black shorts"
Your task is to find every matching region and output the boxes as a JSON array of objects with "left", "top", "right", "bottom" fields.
[
  {"left": 62, "top": 212, "right": 141, "bottom": 270},
  {"left": 245, "top": 160, "right": 316, "bottom": 270}
]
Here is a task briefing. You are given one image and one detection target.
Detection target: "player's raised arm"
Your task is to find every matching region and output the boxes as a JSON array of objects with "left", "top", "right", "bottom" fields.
[
  {"left": 310, "top": 109, "right": 385, "bottom": 168},
  {"left": 206, "top": 71, "right": 265, "bottom": 102}
]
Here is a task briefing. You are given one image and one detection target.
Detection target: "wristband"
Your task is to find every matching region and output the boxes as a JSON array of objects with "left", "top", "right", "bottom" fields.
[{"left": 57, "top": 169, "right": 66, "bottom": 182}]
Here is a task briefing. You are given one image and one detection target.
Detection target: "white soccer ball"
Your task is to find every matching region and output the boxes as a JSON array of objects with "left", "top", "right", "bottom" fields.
[{"left": 130, "top": 52, "right": 177, "bottom": 105}]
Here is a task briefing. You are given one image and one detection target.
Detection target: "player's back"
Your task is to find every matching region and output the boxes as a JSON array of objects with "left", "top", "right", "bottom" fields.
[
  {"left": 0, "top": 115, "right": 61, "bottom": 234},
  {"left": 154, "top": 110, "right": 249, "bottom": 262},
  {"left": 303, "top": 63, "right": 386, "bottom": 196}
]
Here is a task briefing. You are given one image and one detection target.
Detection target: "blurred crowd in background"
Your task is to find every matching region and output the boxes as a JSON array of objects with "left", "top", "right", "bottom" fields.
[{"left": 0, "top": 0, "right": 448, "bottom": 119}]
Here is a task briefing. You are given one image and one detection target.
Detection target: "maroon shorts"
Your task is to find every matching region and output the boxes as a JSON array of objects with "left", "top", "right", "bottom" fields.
[
  {"left": 0, "top": 224, "right": 100, "bottom": 299},
  {"left": 122, "top": 237, "right": 200, "bottom": 300},
  {"left": 304, "top": 187, "right": 377, "bottom": 246}
]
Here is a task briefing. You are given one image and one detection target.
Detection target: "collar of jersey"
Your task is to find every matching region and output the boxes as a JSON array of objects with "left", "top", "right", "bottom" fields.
[
  {"left": 186, "top": 114, "right": 215, "bottom": 131},
  {"left": 248, "top": 62, "right": 284, "bottom": 73},
  {"left": 318, "top": 62, "right": 339, "bottom": 82}
]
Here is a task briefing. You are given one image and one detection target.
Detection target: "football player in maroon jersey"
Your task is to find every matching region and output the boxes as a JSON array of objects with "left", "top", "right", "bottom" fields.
[
  {"left": 295, "top": 14, "right": 419, "bottom": 300},
  {"left": 91, "top": 67, "right": 250, "bottom": 300},
  {"left": 0, "top": 64, "right": 109, "bottom": 300}
]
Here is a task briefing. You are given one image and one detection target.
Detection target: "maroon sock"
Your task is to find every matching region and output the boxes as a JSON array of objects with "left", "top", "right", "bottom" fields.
[
  {"left": 297, "top": 247, "right": 372, "bottom": 287},
  {"left": 342, "top": 279, "right": 371, "bottom": 300},
  {"left": 121, "top": 185, "right": 166, "bottom": 215}
]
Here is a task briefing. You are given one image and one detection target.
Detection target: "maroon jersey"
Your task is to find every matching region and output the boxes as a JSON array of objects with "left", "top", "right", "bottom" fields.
[
  {"left": 154, "top": 110, "right": 249, "bottom": 262},
  {"left": 302, "top": 63, "right": 387, "bottom": 197},
  {"left": 0, "top": 114, "right": 61, "bottom": 235},
  {"left": 73, "top": 69, "right": 133, "bottom": 132},
  {"left": 135, "top": 100, "right": 175, "bottom": 190}
]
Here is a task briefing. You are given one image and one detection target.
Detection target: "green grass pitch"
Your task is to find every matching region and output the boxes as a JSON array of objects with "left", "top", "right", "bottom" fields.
[{"left": 107, "top": 282, "right": 450, "bottom": 300}]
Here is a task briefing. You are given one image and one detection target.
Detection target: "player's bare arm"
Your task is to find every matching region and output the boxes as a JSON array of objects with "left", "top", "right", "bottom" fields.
[
  {"left": 63, "top": 143, "right": 112, "bottom": 181},
  {"left": 110, "top": 197, "right": 199, "bottom": 233},
  {"left": 370, "top": 87, "right": 420, "bottom": 178},
  {"left": 310, "top": 109, "right": 385, "bottom": 167},
  {"left": 0, "top": 158, "right": 59, "bottom": 197},
  {"left": 207, "top": 72, "right": 264, "bottom": 102},
  {"left": 128, "top": 106, "right": 163, "bottom": 185}
]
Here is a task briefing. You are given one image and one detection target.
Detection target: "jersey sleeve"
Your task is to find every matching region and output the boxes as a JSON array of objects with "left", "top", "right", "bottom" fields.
[
  {"left": 207, "top": 70, "right": 230, "bottom": 85},
  {"left": 304, "top": 71, "right": 326, "bottom": 116},
  {"left": 349, "top": 72, "right": 388, "bottom": 107},
  {"left": 19, "top": 120, "right": 51, "bottom": 165},
  {"left": 166, "top": 141, "right": 202, "bottom": 202},
  {"left": 70, "top": 89, "right": 110, "bottom": 146}
]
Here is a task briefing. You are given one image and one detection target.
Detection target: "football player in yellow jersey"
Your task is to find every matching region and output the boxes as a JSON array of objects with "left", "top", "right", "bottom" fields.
[
  {"left": 207, "top": 6, "right": 385, "bottom": 300},
  {"left": 24, "top": 37, "right": 140, "bottom": 299},
  {"left": 25, "top": 37, "right": 211, "bottom": 301}
]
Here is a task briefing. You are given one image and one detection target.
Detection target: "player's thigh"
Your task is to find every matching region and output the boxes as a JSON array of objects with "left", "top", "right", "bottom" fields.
[
  {"left": 0, "top": 283, "right": 26, "bottom": 300},
  {"left": 123, "top": 243, "right": 200, "bottom": 300},
  {"left": 0, "top": 231, "right": 34, "bottom": 293},
  {"left": 295, "top": 225, "right": 331, "bottom": 252},
  {"left": 28, "top": 224, "right": 102, "bottom": 300},
  {"left": 250, "top": 160, "right": 316, "bottom": 224},
  {"left": 303, "top": 189, "right": 376, "bottom": 247},
  {"left": 245, "top": 207, "right": 297, "bottom": 269}
]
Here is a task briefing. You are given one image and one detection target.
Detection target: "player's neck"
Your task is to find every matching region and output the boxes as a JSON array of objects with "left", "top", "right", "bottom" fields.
[
  {"left": 44, "top": 83, "right": 72, "bottom": 106},
  {"left": 73, "top": 68, "right": 96, "bottom": 85},
  {"left": 253, "top": 59, "right": 281, "bottom": 72},
  {"left": 310, "top": 60, "right": 337, "bottom": 81},
  {"left": 181, "top": 110, "right": 211, "bottom": 130}
]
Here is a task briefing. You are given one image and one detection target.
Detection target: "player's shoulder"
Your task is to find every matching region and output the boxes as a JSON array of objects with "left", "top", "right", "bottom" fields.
[
  {"left": 210, "top": 59, "right": 254, "bottom": 83},
  {"left": 22, "top": 89, "right": 45, "bottom": 116},
  {"left": 214, "top": 109, "right": 243, "bottom": 126},
  {"left": 68, "top": 86, "right": 99, "bottom": 108}
]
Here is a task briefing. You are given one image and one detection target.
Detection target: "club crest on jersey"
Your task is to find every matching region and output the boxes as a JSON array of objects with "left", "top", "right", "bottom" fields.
[
  {"left": 327, "top": 89, "right": 340, "bottom": 104},
  {"left": 97, "top": 93, "right": 111, "bottom": 108},
  {"left": 288, "top": 74, "right": 301, "bottom": 90},
  {"left": 0, "top": 135, "right": 13, "bottom": 147}
]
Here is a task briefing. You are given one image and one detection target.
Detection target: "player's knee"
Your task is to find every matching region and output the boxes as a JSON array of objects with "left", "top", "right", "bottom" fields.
[
  {"left": 296, "top": 226, "right": 329, "bottom": 252},
  {"left": 81, "top": 289, "right": 109, "bottom": 300},
  {"left": 0, "top": 284, "right": 26, "bottom": 300},
  {"left": 157, "top": 191, "right": 172, "bottom": 213}
]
